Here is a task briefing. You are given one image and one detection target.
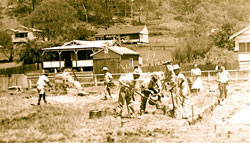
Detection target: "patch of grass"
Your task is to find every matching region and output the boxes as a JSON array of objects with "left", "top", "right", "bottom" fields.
[{"left": 149, "top": 32, "right": 164, "bottom": 36}]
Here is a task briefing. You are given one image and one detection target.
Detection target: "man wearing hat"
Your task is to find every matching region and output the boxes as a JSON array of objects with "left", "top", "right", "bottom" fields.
[
  {"left": 173, "top": 64, "right": 190, "bottom": 119},
  {"left": 116, "top": 70, "right": 140, "bottom": 118},
  {"left": 162, "top": 61, "right": 177, "bottom": 113},
  {"left": 140, "top": 73, "right": 162, "bottom": 115},
  {"left": 37, "top": 73, "right": 52, "bottom": 105},
  {"left": 162, "top": 61, "right": 175, "bottom": 88},
  {"left": 102, "top": 67, "right": 113, "bottom": 100},
  {"left": 134, "top": 65, "right": 142, "bottom": 74}
]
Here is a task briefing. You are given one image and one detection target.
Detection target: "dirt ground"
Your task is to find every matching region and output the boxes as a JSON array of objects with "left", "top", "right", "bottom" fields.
[{"left": 1, "top": 81, "right": 250, "bottom": 143}]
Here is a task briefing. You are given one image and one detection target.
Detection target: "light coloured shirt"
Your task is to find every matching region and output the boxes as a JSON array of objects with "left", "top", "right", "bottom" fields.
[
  {"left": 176, "top": 72, "right": 189, "bottom": 96},
  {"left": 191, "top": 68, "right": 201, "bottom": 76},
  {"left": 142, "top": 77, "right": 162, "bottom": 91},
  {"left": 104, "top": 72, "right": 112, "bottom": 83},
  {"left": 119, "top": 73, "right": 136, "bottom": 88},
  {"left": 217, "top": 70, "right": 230, "bottom": 83},
  {"left": 37, "top": 75, "right": 49, "bottom": 88}
]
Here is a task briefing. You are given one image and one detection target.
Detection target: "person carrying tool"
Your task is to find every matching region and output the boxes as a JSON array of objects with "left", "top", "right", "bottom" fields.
[
  {"left": 173, "top": 64, "right": 190, "bottom": 119},
  {"left": 116, "top": 70, "right": 140, "bottom": 118},
  {"left": 102, "top": 67, "right": 113, "bottom": 100},
  {"left": 37, "top": 73, "right": 52, "bottom": 105},
  {"left": 162, "top": 61, "right": 177, "bottom": 116},
  {"left": 140, "top": 73, "right": 163, "bottom": 115},
  {"left": 216, "top": 66, "right": 230, "bottom": 106}
]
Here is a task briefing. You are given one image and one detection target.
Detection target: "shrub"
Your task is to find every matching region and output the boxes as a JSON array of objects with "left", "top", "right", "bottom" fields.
[{"left": 211, "top": 23, "right": 235, "bottom": 51}]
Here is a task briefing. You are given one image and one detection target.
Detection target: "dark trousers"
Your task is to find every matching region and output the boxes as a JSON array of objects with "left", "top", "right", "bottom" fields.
[
  {"left": 140, "top": 88, "right": 158, "bottom": 111},
  {"left": 38, "top": 93, "right": 47, "bottom": 105},
  {"left": 105, "top": 82, "right": 112, "bottom": 96}
]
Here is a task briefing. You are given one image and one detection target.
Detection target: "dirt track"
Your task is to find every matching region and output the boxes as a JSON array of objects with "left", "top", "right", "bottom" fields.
[{"left": 1, "top": 81, "right": 250, "bottom": 142}]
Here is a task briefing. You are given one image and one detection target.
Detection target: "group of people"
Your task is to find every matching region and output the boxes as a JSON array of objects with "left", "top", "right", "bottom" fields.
[
  {"left": 102, "top": 61, "right": 231, "bottom": 119},
  {"left": 101, "top": 62, "right": 192, "bottom": 119},
  {"left": 36, "top": 61, "right": 230, "bottom": 120}
]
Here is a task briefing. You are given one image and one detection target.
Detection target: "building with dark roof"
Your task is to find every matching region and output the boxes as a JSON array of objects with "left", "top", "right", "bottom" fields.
[
  {"left": 91, "top": 46, "right": 139, "bottom": 74},
  {"left": 95, "top": 25, "right": 149, "bottom": 44},
  {"left": 42, "top": 40, "right": 116, "bottom": 72},
  {"left": 5, "top": 26, "right": 44, "bottom": 44}
]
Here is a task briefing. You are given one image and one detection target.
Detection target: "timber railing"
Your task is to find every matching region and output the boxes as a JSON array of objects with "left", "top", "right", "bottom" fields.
[{"left": 25, "top": 69, "right": 250, "bottom": 89}]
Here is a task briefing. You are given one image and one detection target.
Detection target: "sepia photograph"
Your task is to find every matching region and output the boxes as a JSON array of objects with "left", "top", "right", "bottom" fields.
[{"left": 0, "top": 0, "right": 250, "bottom": 142}]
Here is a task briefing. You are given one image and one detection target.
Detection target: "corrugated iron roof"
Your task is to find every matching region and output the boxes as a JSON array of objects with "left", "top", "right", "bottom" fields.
[
  {"left": 63, "top": 40, "right": 115, "bottom": 47},
  {"left": 42, "top": 45, "right": 101, "bottom": 51},
  {"left": 108, "top": 46, "right": 139, "bottom": 55},
  {"left": 42, "top": 40, "right": 115, "bottom": 51},
  {"left": 96, "top": 25, "right": 145, "bottom": 36},
  {"left": 91, "top": 46, "right": 139, "bottom": 56}
]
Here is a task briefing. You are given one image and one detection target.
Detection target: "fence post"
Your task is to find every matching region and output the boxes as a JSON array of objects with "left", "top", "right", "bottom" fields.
[
  {"left": 235, "top": 71, "right": 238, "bottom": 83},
  {"left": 94, "top": 75, "right": 97, "bottom": 87},
  {"left": 191, "top": 105, "right": 194, "bottom": 122},
  {"left": 249, "top": 71, "right": 250, "bottom": 81},
  {"left": 208, "top": 71, "right": 211, "bottom": 81},
  {"left": 29, "top": 80, "right": 32, "bottom": 89},
  {"left": 14, "top": 77, "right": 17, "bottom": 86}
]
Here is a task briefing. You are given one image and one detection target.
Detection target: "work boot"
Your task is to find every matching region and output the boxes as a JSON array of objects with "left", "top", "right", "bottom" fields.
[
  {"left": 129, "top": 113, "right": 136, "bottom": 118},
  {"left": 101, "top": 96, "right": 108, "bottom": 100},
  {"left": 140, "top": 110, "right": 148, "bottom": 115}
]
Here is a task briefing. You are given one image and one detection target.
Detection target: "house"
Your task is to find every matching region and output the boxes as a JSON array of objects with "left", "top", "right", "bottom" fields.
[
  {"left": 91, "top": 46, "right": 139, "bottom": 74},
  {"left": 95, "top": 25, "right": 149, "bottom": 44},
  {"left": 230, "top": 25, "right": 250, "bottom": 69},
  {"left": 5, "top": 26, "right": 44, "bottom": 45},
  {"left": 42, "top": 40, "right": 116, "bottom": 72}
]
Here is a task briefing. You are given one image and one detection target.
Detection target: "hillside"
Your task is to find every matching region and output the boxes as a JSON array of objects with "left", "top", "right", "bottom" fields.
[{"left": 0, "top": 0, "right": 250, "bottom": 65}]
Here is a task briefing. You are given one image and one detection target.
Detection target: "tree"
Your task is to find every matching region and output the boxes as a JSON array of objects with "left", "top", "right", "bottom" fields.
[
  {"left": 0, "top": 31, "right": 14, "bottom": 62},
  {"left": 28, "top": 0, "right": 77, "bottom": 41},
  {"left": 19, "top": 41, "right": 47, "bottom": 64},
  {"left": 169, "top": 0, "right": 201, "bottom": 15},
  {"left": 211, "top": 23, "right": 235, "bottom": 51}
]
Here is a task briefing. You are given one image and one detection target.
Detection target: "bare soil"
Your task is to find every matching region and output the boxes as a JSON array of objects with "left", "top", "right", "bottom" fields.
[{"left": 1, "top": 81, "right": 250, "bottom": 142}]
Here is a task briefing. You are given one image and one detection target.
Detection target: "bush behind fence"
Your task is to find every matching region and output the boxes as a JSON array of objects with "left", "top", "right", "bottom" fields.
[{"left": 141, "top": 62, "right": 239, "bottom": 73}]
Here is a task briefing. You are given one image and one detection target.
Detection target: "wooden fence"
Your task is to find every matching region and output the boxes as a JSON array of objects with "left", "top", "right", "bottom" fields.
[
  {"left": 1, "top": 68, "right": 250, "bottom": 91},
  {"left": 25, "top": 69, "right": 250, "bottom": 90},
  {"left": 0, "top": 63, "right": 42, "bottom": 75}
]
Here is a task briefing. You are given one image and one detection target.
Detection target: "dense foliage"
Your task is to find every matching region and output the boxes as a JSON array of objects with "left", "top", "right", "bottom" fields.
[
  {"left": 169, "top": 0, "right": 249, "bottom": 63},
  {"left": 18, "top": 41, "right": 48, "bottom": 64},
  {"left": 0, "top": 31, "right": 14, "bottom": 62},
  {"left": 1, "top": 0, "right": 250, "bottom": 65}
]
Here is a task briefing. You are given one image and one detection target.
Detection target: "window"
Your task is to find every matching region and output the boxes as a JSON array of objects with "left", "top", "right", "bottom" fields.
[
  {"left": 129, "top": 34, "right": 139, "bottom": 40},
  {"left": 239, "top": 43, "right": 246, "bottom": 52},
  {"left": 77, "top": 50, "right": 93, "bottom": 60},
  {"left": 248, "top": 43, "right": 250, "bottom": 52},
  {"left": 15, "top": 32, "right": 28, "bottom": 38},
  {"left": 239, "top": 42, "right": 250, "bottom": 52}
]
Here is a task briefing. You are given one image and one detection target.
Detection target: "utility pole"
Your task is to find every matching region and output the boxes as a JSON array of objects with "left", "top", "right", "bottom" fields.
[
  {"left": 82, "top": 4, "right": 88, "bottom": 23},
  {"left": 124, "top": 0, "right": 127, "bottom": 17},
  {"left": 146, "top": 0, "right": 148, "bottom": 24},
  {"left": 138, "top": 8, "right": 141, "bottom": 23},
  {"left": 131, "top": 0, "right": 134, "bottom": 20}
]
